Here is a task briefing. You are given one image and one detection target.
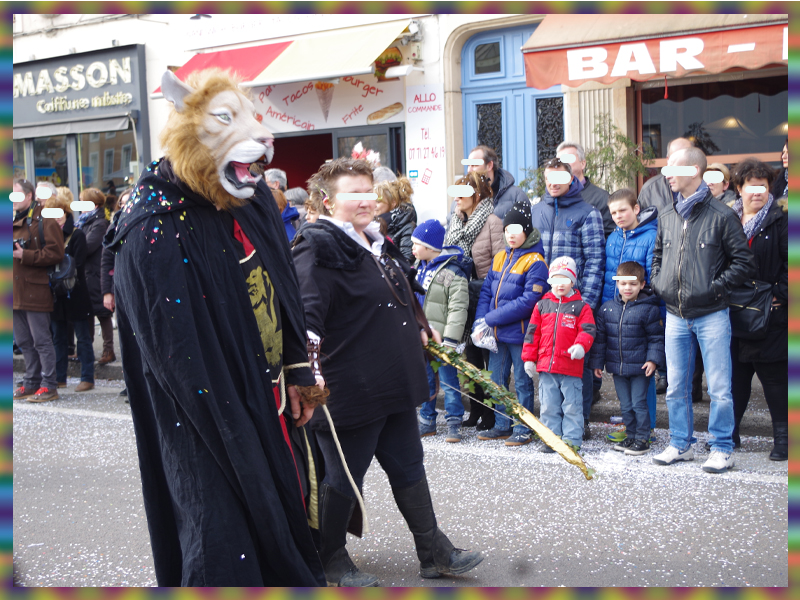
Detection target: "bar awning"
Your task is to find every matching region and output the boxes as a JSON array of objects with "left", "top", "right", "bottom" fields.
[
  {"left": 522, "top": 14, "right": 788, "bottom": 89},
  {"left": 152, "top": 20, "right": 410, "bottom": 97}
]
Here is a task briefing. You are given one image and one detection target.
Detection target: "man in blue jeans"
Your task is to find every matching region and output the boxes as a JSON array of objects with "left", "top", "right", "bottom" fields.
[{"left": 650, "top": 147, "right": 753, "bottom": 473}]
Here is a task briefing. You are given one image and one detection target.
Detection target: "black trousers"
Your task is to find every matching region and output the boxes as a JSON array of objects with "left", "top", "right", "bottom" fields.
[
  {"left": 315, "top": 409, "right": 425, "bottom": 498},
  {"left": 731, "top": 338, "right": 788, "bottom": 437}
]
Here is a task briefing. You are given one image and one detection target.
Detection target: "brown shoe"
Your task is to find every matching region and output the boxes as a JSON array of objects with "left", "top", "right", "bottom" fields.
[
  {"left": 14, "top": 386, "right": 36, "bottom": 400},
  {"left": 97, "top": 351, "right": 116, "bottom": 365},
  {"left": 28, "top": 387, "right": 59, "bottom": 403},
  {"left": 57, "top": 382, "right": 67, "bottom": 389},
  {"left": 75, "top": 381, "right": 95, "bottom": 392}
]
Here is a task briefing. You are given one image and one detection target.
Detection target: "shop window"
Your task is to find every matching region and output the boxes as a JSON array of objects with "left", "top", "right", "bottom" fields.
[
  {"left": 34, "top": 135, "right": 69, "bottom": 186},
  {"left": 641, "top": 75, "right": 787, "bottom": 159},
  {"left": 103, "top": 149, "right": 115, "bottom": 177},
  {"left": 13, "top": 139, "right": 26, "bottom": 180},
  {"left": 336, "top": 134, "right": 389, "bottom": 168},
  {"left": 477, "top": 103, "right": 503, "bottom": 168},
  {"left": 474, "top": 42, "right": 501, "bottom": 75},
  {"left": 536, "top": 97, "right": 564, "bottom": 165},
  {"left": 121, "top": 144, "right": 133, "bottom": 176},
  {"left": 78, "top": 124, "right": 137, "bottom": 190}
]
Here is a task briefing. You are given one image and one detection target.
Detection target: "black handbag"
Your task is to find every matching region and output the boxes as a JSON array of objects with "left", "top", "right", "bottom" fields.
[
  {"left": 37, "top": 217, "right": 77, "bottom": 297},
  {"left": 728, "top": 279, "right": 773, "bottom": 340}
]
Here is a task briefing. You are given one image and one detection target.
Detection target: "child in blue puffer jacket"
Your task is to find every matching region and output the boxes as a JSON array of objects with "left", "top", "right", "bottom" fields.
[
  {"left": 603, "top": 188, "right": 661, "bottom": 444},
  {"left": 474, "top": 198, "right": 549, "bottom": 447}
]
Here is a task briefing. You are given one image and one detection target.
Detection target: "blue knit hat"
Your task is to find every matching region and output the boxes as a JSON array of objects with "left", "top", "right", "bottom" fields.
[{"left": 411, "top": 219, "right": 446, "bottom": 252}]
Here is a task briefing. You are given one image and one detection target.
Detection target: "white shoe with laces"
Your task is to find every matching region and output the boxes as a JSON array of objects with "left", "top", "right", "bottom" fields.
[
  {"left": 702, "top": 450, "right": 735, "bottom": 473},
  {"left": 652, "top": 445, "right": 694, "bottom": 465}
]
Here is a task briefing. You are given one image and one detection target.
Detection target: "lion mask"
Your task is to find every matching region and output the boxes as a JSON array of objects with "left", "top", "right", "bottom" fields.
[{"left": 160, "top": 69, "right": 274, "bottom": 210}]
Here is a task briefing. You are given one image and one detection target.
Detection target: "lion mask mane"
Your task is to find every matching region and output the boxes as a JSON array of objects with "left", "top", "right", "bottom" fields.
[{"left": 160, "top": 69, "right": 274, "bottom": 211}]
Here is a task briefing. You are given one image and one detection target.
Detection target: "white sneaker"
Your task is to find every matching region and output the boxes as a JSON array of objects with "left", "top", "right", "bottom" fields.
[
  {"left": 702, "top": 450, "right": 735, "bottom": 473},
  {"left": 652, "top": 445, "right": 694, "bottom": 465}
]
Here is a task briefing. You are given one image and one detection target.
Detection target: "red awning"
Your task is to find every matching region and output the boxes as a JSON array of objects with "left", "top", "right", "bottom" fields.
[
  {"left": 523, "top": 16, "right": 788, "bottom": 89},
  {"left": 152, "top": 20, "right": 411, "bottom": 96},
  {"left": 152, "top": 41, "right": 292, "bottom": 94}
]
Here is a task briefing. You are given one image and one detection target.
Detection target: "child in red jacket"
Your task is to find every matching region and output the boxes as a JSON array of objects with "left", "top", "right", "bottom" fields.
[{"left": 522, "top": 256, "right": 596, "bottom": 451}]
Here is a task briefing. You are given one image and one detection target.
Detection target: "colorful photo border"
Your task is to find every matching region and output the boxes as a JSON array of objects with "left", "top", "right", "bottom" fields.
[{"left": 4, "top": 0, "right": 796, "bottom": 595}]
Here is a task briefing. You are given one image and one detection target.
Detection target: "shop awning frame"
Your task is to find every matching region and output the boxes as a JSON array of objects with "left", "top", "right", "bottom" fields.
[
  {"left": 12, "top": 115, "right": 131, "bottom": 140},
  {"left": 152, "top": 19, "right": 411, "bottom": 98}
]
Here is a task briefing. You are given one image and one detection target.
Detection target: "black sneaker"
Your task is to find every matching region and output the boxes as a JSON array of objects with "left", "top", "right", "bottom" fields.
[
  {"left": 613, "top": 438, "right": 635, "bottom": 452},
  {"left": 582, "top": 420, "right": 591, "bottom": 441},
  {"left": 624, "top": 440, "right": 651, "bottom": 456}
]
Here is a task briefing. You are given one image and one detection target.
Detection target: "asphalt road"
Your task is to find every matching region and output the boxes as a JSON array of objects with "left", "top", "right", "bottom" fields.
[{"left": 13, "top": 379, "right": 788, "bottom": 587}]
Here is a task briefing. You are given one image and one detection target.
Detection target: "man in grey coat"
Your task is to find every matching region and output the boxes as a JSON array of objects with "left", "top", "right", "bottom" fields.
[{"left": 556, "top": 141, "right": 613, "bottom": 238}]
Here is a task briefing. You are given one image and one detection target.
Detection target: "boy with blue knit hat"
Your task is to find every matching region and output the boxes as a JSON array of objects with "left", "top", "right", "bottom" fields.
[{"left": 412, "top": 219, "right": 471, "bottom": 442}]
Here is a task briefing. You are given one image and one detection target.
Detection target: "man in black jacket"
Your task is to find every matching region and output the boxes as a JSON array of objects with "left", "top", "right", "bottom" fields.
[{"left": 650, "top": 147, "right": 753, "bottom": 474}]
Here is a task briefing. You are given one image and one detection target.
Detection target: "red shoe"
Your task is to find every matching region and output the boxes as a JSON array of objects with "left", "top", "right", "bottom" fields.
[
  {"left": 28, "top": 387, "right": 59, "bottom": 403},
  {"left": 14, "top": 386, "right": 36, "bottom": 400}
]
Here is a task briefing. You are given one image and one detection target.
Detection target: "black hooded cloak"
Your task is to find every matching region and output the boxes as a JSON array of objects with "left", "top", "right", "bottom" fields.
[{"left": 104, "top": 158, "right": 325, "bottom": 586}]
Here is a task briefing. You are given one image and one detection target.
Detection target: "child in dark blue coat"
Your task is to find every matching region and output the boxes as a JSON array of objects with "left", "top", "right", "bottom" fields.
[
  {"left": 474, "top": 198, "right": 549, "bottom": 446},
  {"left": 603, "top": 189, "right": 662, "bottom": 443},
  {"left": 591, "top": 261, "right": 665, "bottom": 456}
]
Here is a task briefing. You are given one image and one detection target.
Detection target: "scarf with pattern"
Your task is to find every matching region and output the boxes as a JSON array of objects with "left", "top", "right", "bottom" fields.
[
  {"left": 444, "top": 198, "right": 494, "bottom": 258},
  {"left": 732, "top": 193, "right": 774, "bottom": 241}
]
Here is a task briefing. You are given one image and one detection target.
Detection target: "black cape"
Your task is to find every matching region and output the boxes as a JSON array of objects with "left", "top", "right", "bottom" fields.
[{"left": 104, "top": 158, "right": 325, "bottom": 586}]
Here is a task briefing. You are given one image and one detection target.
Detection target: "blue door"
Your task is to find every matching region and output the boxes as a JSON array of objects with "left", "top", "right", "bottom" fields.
[{"left": 462, "top": 25, "right": 564, "bottom": 187}]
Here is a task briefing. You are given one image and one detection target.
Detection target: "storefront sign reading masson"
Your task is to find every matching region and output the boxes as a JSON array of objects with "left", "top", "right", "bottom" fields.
[{"left": 13, "top": 45, "right": 147, "bottom": 127}]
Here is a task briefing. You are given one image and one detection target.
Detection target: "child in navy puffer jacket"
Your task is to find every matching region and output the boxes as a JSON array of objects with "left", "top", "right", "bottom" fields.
[
  {"left": 591, "top": 261, "right": 665, "bottom": 456},
  {"left": 474, "top": 199, "right": 549, "bottom": 446}
]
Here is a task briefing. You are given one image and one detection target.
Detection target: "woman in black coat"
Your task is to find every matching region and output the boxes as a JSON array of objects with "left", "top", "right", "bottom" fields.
[
  {"left": 77, "top": 188, "right": 113, "bottom": 364},
  {"left": 729, "top": 159, "right": 788, "bottom": 460},
  {"left": 48, "top": 198, "right": 95, "bottom": 390},
  {"left": 293, "top": 158, "right": 483, "bottom": 587}
]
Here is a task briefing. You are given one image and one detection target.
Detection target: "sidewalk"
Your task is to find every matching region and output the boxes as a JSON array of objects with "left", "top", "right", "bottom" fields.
[{"left": 13, "top": 321, "right": 773, "bottom": 436}]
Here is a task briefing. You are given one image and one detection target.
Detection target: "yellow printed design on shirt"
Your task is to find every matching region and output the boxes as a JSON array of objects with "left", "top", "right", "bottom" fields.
[{"left": 246, "top": 265, "right": 283, "bottom": 368}]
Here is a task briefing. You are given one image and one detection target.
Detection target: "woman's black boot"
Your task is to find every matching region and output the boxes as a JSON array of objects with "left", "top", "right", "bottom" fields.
[
  {"left": 392, "top": 477, "right": 483, "bottom": 579},
  {"left": 769, "top": 422, "right": 788, "bottom": 461},
  {"left": 318, "top": 484, "right": 379, "bottom": 587},
  {"left": 462, "top": 399, "right": 482, "bottom": 427}
]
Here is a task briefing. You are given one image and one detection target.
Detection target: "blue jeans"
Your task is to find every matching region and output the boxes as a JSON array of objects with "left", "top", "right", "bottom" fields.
[
  {"left": 665, "top": 309, "right": 735, "bottom": 453},
  {"left": 539, "top": 372, "right": 584, "bottom": 447},
  {"left": 646, "top": 376, "right": 656, "bottom": 428},
  {"left": 419, "top": 361, "right": 464, "bottom": 425},
  {"left": 613, "top": 374, "right": 651, "bottom": 442},
  {"left": 487, "top": 342, "right": 534, "bottom": 433},
  {"left": 582, "top": 361, "right": 594, "bottom": 421},
  {"left": 52, "top": 318, "right": 95, "bottom": 383}
]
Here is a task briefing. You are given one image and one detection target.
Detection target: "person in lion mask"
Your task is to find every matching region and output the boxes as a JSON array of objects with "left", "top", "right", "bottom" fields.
[{"left": 103, "top": 69, "right": 327, "bottom": 586}]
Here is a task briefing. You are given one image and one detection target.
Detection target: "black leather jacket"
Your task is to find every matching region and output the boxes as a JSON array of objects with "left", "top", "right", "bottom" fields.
[{"left": 651, "top": 191, "right": 754, "bottom": 319}]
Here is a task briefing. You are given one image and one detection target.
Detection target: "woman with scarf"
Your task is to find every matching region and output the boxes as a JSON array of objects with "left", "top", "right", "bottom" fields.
[
  {"left": 728, "top": 158, "right": 787, "bottom": 461},
  {"left": 292, "top": 158, "right": 483, "bottom": 587},
  {"left": 444, "top": 171, "right": 504, "bottom": 430}
]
